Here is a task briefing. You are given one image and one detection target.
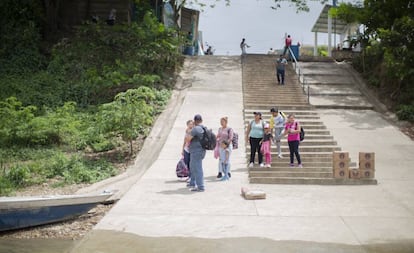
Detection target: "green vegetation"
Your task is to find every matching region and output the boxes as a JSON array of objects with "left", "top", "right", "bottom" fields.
[
  {"left": 333, "top": 1, "right": 414, "bottom": 121},
  {"left": 0, "top": 1, "right": 183, "bottom": 195}
]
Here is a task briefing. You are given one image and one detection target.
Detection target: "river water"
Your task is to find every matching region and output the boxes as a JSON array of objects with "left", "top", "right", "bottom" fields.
[
  {"left": 3, "top": 230, "right": 413, "bottom": 253},
  {"left": 0, "top": 238, "right": 75, "bottom": 253}
]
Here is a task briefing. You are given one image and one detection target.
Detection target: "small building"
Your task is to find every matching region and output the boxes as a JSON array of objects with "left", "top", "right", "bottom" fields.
[{"left": 311, "top": 4, "right": 359, "bottom": 57}]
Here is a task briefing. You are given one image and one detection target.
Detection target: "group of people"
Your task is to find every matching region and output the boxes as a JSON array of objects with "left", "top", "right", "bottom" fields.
[
  {"left": 241, "top": 35, "right": 293, "bottom": 56},
  {"left": 181, "top": 114, "right": 235, "bottom": 192},
  {"left": 180, "top": 109, "right": 303, "bottom": 192},
  {"left": 246, "top": 108, "right": 302, "bottom": 168}
]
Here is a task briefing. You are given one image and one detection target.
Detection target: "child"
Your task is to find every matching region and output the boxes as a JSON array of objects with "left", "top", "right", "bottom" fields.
[
  {"left": 261, "top": 123, "right": 273, "bottom": 168},
  {"left": 182, "top": 120, "right": 194, "bottom": 182},
  {"left": 219, "top": 140, "right": 231, "bottom": 181}
]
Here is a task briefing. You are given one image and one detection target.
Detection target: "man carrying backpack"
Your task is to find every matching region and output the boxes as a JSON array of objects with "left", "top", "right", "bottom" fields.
[{"left": 186, "top": 114, "right": 206, "bottom": 192}]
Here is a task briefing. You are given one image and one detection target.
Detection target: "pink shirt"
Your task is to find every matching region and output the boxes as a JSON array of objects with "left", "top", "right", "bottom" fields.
[
  {"left": 217, "top": 127, "right": 233, "bottom": 145},
  {"left": 285, "top": 121, "right": 300, "bottom": 142},
  {"left": 285, "top": 37, "right": 292, "bottom": 47}
]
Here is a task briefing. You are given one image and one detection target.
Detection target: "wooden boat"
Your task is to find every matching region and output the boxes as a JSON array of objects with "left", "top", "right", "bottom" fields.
[{"left": 0, "top": 191, "right": 113, "bottom": 232}]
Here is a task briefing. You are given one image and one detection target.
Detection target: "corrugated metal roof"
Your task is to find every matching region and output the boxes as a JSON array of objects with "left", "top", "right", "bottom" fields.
[{"left": 311, "top": 4, "right": 350, "bottom": 34}]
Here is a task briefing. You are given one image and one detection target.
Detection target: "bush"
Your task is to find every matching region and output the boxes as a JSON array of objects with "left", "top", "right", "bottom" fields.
[
  {"left": 396, "top": 105, "right": 414, "bottom": 122},
  {"left": 6, "top": 165, "right": 31, "bottom": 188}
]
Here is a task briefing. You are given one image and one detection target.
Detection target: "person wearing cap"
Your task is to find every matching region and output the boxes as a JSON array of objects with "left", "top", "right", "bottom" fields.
[
  {"left": 185, "top": 114, "right": 206, "bottom": 192},
  {"left": 282, "top": 114, "right": 302, "bottom": 168},
  {"left": 246, "top": 112, "right": 265, "bottom": 168},
  {"left": 269, "top": 107, "right": 285, "bottom": 158},
  {"left": 260, "top": 123, "right": 273, "bottom": 168}
]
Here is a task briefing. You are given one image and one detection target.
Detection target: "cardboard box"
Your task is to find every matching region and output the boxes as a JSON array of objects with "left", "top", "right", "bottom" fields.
[
  {"left": 333, "top": 151, "right": 349, "bottom": 161},
  {"left": 359, "top": 160, "right": 375, "bottom": 170},
  {"left": 349, "top": 169, "right": 360, "bottom": 179},
  {"left": 359, "top": 169, "right": 375, "bottom": 179},
  {"left": 333, "top": 160, "right": 350, "bottom": 170},
  {"left": 359, "top": 152, "right": 375, "bottom": 161},
  {"left": 359, "top": 152, "right": 375, "bottom": 170},
  {"left": 333, "top": 168, "right": 349, "bottom": 179}
]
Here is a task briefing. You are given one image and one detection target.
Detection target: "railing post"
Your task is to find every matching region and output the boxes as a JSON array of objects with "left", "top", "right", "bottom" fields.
[{"left": 288, "top": 46, "right": 310, "bottom": 105}]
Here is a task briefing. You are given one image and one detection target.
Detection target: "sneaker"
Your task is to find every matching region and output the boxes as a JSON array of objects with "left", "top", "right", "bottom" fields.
[
  {"left": 278, "top": 153, "right": 283, "bottom": 159},
  {"left": 217, "top": 172, "right": 222, "bottom": 178},
  {"left": 289, "top": 163, "right": 295, "bottom": 167},
  {"left": 186, "top": 183, "right": 195, "bottom": 188},
  {"left": 190, "top": 187, "right": 204, "bottom": 192},
  {"left": 265, "top": 164, "right": 271, "bottom": 168},
  {"left": 297, "top": 164, "right": 303, "bottom": 168},
  {"left": 259, "top": 163, "right": 265, "bottom": 168},
  {"left": 228, "top": 172, "right": 231, "bottom": 178},
  {"left": 248, "top": 162, "right": 254, "bottom": 168}
]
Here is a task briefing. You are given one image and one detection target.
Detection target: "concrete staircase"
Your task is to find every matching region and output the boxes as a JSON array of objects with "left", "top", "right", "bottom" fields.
[
  {"left": 242, "top": 55, "right": 376, "bottom": 185},
  {"left": 299, "top": 60, "right": 374, "bottom": 110}
]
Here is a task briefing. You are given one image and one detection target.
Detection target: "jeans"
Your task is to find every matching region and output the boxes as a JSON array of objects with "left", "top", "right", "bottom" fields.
[
  {"left": 221, "top": 162, "right": 230, "bottom": 180},
  {"left": 283, "top": 46, "right": 290, "bottom": 56},
  {"left": 183, "top": 150, "right": 191, "bottom": 178},
  {"left": 274, "top": 127, "right": 284, "bottom": 155},
  {"left": 218, "top": 145, "right": 232, "bottom": 173},
  {"left": 277, "top": 69, "right": 285, "bottom": 84},
  {"left": 189, "top": 150, "right": 206, "bottom": 190},
  {"left": 288, "top": 140, "right": 301, "bottom": 165},
  {"left": 250, "top": 137, "right": 263, "bottom": 164}
]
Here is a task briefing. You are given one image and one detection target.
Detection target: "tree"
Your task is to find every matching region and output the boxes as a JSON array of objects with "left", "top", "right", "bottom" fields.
[
  {"left": 334, "top": 0, "right": 414, "bottom": 113},
  {"left": 166, "top": 0, "right": 328, "bottom": 26}
]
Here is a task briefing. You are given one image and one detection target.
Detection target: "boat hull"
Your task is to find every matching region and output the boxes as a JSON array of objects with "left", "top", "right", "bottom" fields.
[{"left": 0, "top": 192, "right": 112, "bottom": 232}]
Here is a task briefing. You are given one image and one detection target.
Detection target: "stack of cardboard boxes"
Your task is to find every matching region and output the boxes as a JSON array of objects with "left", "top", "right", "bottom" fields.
[
  {"left": 332, "top": 151, "right": 375, "bottom": 179},
  {"left": 333, "top": 151, "right": 350, "bottom": 179},
  {"left": 359, "top": 152, "right": 375, "bottom": 179}
]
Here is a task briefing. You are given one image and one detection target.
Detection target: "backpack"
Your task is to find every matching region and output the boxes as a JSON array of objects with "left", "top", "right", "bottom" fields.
[
  {"left": 176, "top": 158, "right": 189, "bottom": 178},
  {"left": 227, "top": 128, "right": 239, "bottom": 149},
  {"left": 295, "top": 122, "right": 305, "bottom": 142},
  {"left": 200, "top": 126, "right": 217, "bottom": 150}
]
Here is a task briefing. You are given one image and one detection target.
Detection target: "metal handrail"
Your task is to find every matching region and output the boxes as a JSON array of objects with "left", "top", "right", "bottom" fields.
[{"left": 287, "top": 47, "right": 310, "bottom": 103}]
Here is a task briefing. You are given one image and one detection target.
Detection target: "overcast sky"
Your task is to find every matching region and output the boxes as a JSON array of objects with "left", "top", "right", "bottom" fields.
[{"left": 190, "top": 0, "right": 349, "bottom": 55}]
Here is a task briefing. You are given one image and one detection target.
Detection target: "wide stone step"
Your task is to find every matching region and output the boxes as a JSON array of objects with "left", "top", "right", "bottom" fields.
[
  {"left": 249, "top": 177, "right": 378, "bottom": 185},
  {"left": 244, "top": 103, "right": 310, "bottom": 107},
  {"left": 243, "top": 122, "right": 327, "bottom": 130},
  {"left": 249, "top": 171, "right": 333, "bottom": 178},
  {"left": 245, "top": 146, "right": 340, "bottom": 153},
  {"left": 310, "top": 96, "right": 374, "bottom": 110},
  {"left": 246, "top": 158, "right": 334, "bottom": 165},
  {"left": 244, "top": 109, "right": 317, "bottom": 115},
  {"left": 244, "top": 140, "right": 337, "bottom": 146},
  {"left": 249, "top": 166, "right": 332, "bottom": 172},
  {"left": 309, "top": 85, "right": 361, "bottom": 96}
]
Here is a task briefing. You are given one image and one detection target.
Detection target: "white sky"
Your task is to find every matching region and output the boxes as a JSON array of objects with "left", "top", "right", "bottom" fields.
[{"left": 190, "top": 0, "right": 350, "bottom": 55}]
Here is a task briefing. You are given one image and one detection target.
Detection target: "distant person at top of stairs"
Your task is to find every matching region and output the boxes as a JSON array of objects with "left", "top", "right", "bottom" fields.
[
  {"left": 240, "top": 38, "right": 250, "bottom": 55},
  {"left": 283, "top": 34, "right": 292, "bottom": 56},
  {"left": 275, "top": 55, "right": 287, "bottom": 85},
  {"left": 283, "top": 114, "right": 302, "bottom": 168}
]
